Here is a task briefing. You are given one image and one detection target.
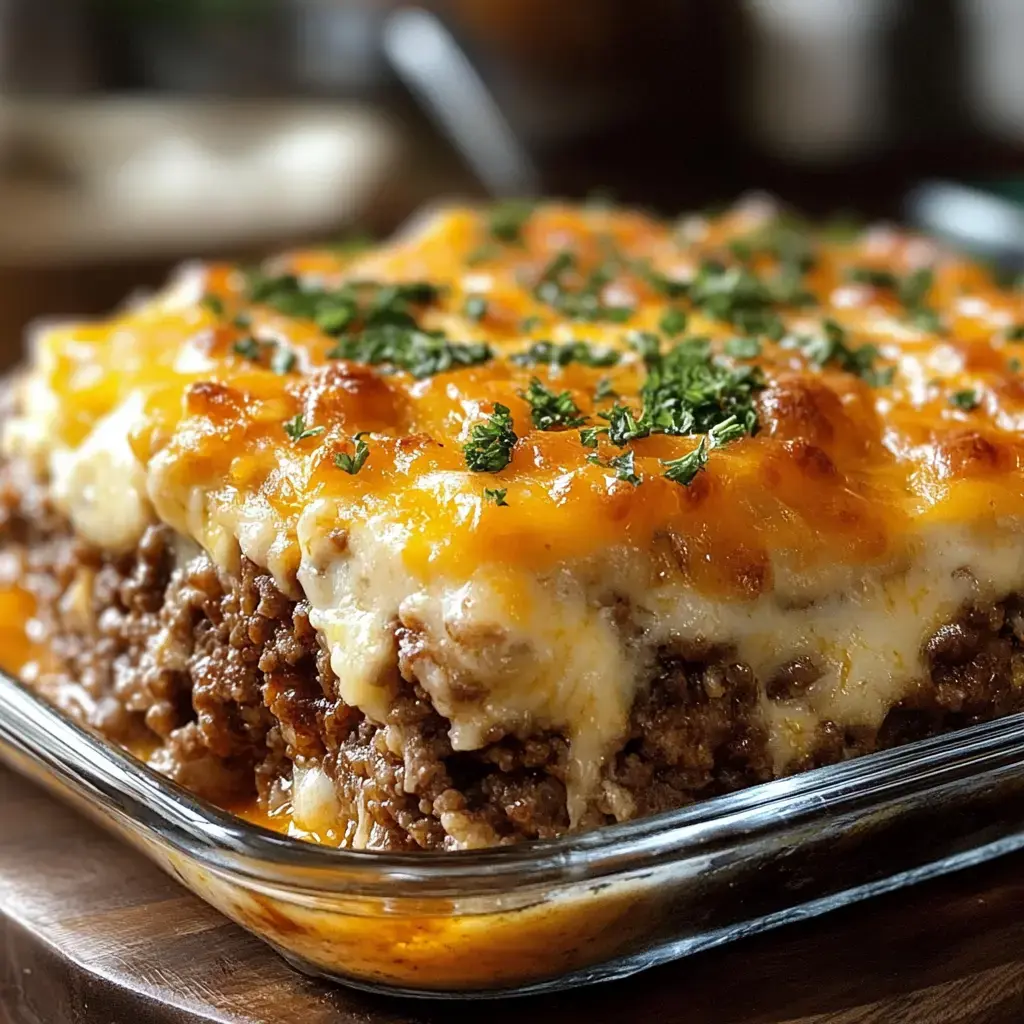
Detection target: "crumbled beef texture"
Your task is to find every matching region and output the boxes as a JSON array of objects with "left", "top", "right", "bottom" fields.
[
  {"left": 4, "top": 459, "right": 1024, "bottom": 850},
  {"left": 601, "top": 656, "right": 772, "bottom": 821}
]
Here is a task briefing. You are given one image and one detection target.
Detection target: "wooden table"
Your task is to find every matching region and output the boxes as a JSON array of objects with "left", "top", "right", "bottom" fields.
[{"left": 3, "top": 765, "right": 1024, "bottom": 1024}]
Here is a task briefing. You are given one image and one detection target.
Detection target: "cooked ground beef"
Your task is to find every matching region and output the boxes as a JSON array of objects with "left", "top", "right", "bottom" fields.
[{"left": 4, "top": 461, "right": 1024, "bottom": 850}]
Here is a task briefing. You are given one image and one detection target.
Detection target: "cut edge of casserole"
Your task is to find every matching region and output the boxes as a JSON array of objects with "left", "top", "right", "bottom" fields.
[{"left": 4, "top": 195, "right": 1024, "bottom": 851}]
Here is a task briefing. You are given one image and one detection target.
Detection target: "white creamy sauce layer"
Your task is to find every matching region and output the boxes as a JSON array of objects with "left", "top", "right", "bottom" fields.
[{"left": 8, "top": 387, "right": 1024, "bottom": 846}]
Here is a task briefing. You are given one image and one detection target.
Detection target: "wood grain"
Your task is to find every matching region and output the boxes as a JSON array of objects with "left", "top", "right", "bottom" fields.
[{"left": 3, "top": 764, "right": 1024, "bottom": 1024}]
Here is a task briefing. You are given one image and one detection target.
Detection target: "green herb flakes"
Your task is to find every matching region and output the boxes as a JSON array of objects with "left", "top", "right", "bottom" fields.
[
  {"left": 796, "top": 319, "right": 893, "bottom": 386},
  {"left": 845, "top": 267, "right": 899, "bottom": 289},
  {"left": 659, "top": 308, "right": 688, "bottom": 337},
  {"left": 608, "top": 449, "right": 640, "bottom": 486},
  {"left": 329, "top": 325, "right": 492, "bottom": 379},
  {"left": 232, "top": 337, "right": 262, "bottom": 361},
  {"left": 520, "top": 378, "right": 587, "bottom": 431},
  {"left": 661, "top": 415, "right": 746, "bottom": 486},
  {"left": 283, "top": 414, "right": 324, "bottom": 443},
  {"left": 334, "top": 434, "right": 370, "bottom": 474},
  {"left": 202, "top": 294, "right": 225, "bottom": 317},
  {"left": 662, "top": 436, "right": 708, "bottom": 486},
  {"left": 464, "top": 403, "right": 518, "bottom": 472},
  {"left": 724, "top": 336, "right": 763, "bottom": 360},
  {"left": 489, "top": 200, "right": 534, "bottom": 244},
  {"left": 464, "top": 295, "right": 488, "bottom": 322},
  {"left": 510, "top": 340, "right": 620, "bottom": 369},
  {"left": 949, "top": 389, "right": 980, "bottom": 412},
  {"left": 270, "top": 346, "right": 297, "bottom": 375},
  {"left": 533, "top": 251, "right": 634, "bottom": 323}
]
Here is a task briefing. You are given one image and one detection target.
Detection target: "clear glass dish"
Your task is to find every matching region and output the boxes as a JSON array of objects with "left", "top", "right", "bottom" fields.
[{"left": 4, "top": 665, "right": 1024, "bottom": 999}]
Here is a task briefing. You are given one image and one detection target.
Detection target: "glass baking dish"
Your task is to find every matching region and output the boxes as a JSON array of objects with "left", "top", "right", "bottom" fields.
[{"left": 4, "top": 665, "right": 1024, "bottom": 999}]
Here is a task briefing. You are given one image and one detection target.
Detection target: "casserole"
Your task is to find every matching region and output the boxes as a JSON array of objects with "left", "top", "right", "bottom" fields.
[
  {"left": 5, "top": 666, "right": 1024, "bottom": 996},
  {"left": 4, "top": 195, "right": 1024, "bottom": 992}
]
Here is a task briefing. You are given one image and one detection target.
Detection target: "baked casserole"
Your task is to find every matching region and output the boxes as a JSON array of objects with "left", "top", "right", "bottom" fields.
[{"left": 4, "top": 197, "right": 1024, "bottom": 851}]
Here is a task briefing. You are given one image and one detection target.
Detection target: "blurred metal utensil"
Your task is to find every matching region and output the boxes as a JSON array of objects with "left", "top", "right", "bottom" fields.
[
  {"left": 906, "top": 180, "right": 1024, "bottom": 269},
  {"left": 383, "top": 7, "right": 541, "bottom": 198}
]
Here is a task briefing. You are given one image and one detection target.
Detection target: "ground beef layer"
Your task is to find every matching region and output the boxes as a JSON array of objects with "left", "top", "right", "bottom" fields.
[{"left": 4, "top": 464, "right": 1024, "bottom": 850}]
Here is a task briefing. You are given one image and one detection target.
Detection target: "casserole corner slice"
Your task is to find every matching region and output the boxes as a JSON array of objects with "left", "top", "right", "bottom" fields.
[{"left": 3, "top": 196, "right": 1024, "bottom": 855}]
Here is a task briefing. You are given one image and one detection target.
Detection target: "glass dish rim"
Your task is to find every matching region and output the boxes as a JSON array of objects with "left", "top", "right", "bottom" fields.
[{"left": 5, "top": 666, "right": 1024, "bottom": 899}]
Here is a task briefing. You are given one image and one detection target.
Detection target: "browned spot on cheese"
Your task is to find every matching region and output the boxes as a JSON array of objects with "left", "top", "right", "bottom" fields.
[{"left": 933, "top": 430, "right": 1015, "bottom": 479}]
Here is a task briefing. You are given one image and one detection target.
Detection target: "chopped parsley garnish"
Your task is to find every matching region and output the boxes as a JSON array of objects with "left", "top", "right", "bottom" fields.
[
  {"left": 846, "top": 267, "right": 900, "bottom": 289},
  {"left": 233, "top": 312, "right": 252, "bottom": 329},
  {"left": 594, "top": 376, "right": 617, "bottom": 401},
  {"left": 328, "top": 325, "right": 492, "bottom": 379},
  {"left": 908, "top": 308, "right": 943, "bottom": 333},
  {"left": 688, "top": 261, "right": 788, "bottom": 336},
  {"left": 464, "top": 403, "right": 518, "bottom": 472},
  {"left": 604, "top": 336, "right": 764, "bottom": 446},
  {"left": 489, "top": 200, "right": 533, "bottom": 244},
  {"left": 246, "top": 272, "right": 440, "bottom": 337},
  {"left": 467, "top": 242, "right": 501, "bottom": 266},
  {"left": 232, "top": 337, "right": 296, "bottom": 375},
  {"left": 579, "top": 426, "right": 605, "bottom": 447},
  {"left": 608, "top": 449, "right": 640, "bottom": 486},
  {"left": 283, "top": 414, "right": 324, "bottom": 443},
  {"left": 661, "top": 416, "right": 746, "bottom": 486},
  {"left": 464, "top": 295, "right": 488, "bottom": 322},
  {"left": 589, "top": 448, "right": 641, "bottom": 484},
  {"left": 706, "top": 414, "right": 748, "bottom": 447},
  {"left": 659, "top": 307, "right": 688, "bottom": 336},
  {"left": 246, "top": 274, "right": 447, "bottom": 357},
  {"left": 315, "top": 303, "right": 356, "bottom": 335},
  {"left": 794, "top": 319, "right": 893, "bottom": 386},
  {"left": 1010, "top": 357, "right": 1022, "bottom": 373},
  {"left": 270, "top": 346, "right": 297, "bottom": 375},
  {"left": 634, "top": 261, "right": 689, "bottom": 298},
  {"left": 662, "top": 436, "right": 708, "bottom": 486},
  {"left": 534, "top": 251, "right": 575, "bottom": 291},
  {"left": 233, "top": 337, "right": 262, "bottom": 361},
  {"left": 202, "top": 294, "right": 225, "bottom": 317},
  {"left": 894, "top": 267, "right": 943, "bottom": 333},
  {"left": 724, "top": 336, "right": 763, "bottom": 359},
  {"left": 898, "top": 267, "right": 934, "bottom": 309},
  {"left": 602, "top": 403, "right": 647, "bottom": 446},
  {"left": 844, "top": 265, "right": 939, "bottom": 331},
  {"left": 509, "top": 340, "right": 620, "bottom": 369},
  {"left": 949, "top": 388, "right": 980, "bottom": 411},
  {"left": 730, "top": 217, "right": 818, "bottom": 274},
  {"left": 484, "top": 487, "right": 509, "bottom": 506},
  {"left": 533, "top": 251, "right": 634, "bottom": 323},
  {"left": 520, "top": 315, "right": 542, "bottom": 332},
  {"left": 1006, "top": 324, "right": 1024, "bottom": 341},
  {"left": 334, "top": 434, "right": 370, "bottom": 474},
  {"left": 673, "top": 227, "right": 818, "bottom": 335},
  {"left": 629, "top": 330, "right": 662, "bottom": 367},
  {"left": 520, "top": 378, "right": 587, "bottom": 430}
]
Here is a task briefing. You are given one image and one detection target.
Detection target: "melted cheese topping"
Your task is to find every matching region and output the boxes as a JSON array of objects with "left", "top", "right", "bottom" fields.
[{"left": 9, "top": 199, "right": 1024, "bottom": 824}]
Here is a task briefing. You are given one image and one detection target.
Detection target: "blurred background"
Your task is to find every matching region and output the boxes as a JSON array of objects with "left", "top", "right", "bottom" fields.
[{"left": 0, "top": 0, "right": 1023, "bottom": 362}]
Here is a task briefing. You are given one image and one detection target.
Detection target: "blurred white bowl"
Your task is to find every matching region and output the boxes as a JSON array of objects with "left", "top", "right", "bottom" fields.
[{"left": 0, "top": 98, "right": 401, "bottom": 264}]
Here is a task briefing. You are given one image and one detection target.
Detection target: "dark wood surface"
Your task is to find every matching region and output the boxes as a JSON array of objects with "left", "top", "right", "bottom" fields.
[{"left": 4, "top": 765, "right": 1024, "bottom": 1023}]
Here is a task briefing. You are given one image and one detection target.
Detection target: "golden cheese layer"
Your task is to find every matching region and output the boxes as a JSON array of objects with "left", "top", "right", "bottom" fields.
[{"left": 9, "top": 198, "right": 1024, "bottom": 828}]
